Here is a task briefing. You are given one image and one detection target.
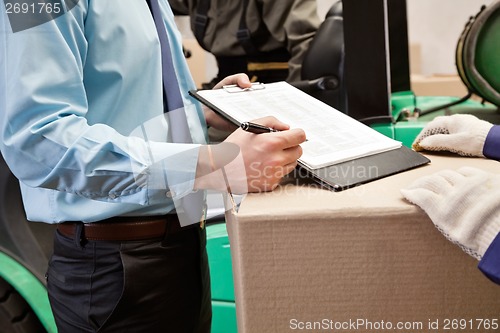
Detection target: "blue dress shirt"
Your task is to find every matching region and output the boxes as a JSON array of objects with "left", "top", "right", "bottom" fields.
[{"left": 0, "top": 0, "right": 208, "bottom": 223}]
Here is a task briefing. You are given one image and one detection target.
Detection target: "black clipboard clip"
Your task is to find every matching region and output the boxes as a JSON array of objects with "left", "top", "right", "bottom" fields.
[{"left": 222, "top": 82, "right": 265, "bottom": 93}]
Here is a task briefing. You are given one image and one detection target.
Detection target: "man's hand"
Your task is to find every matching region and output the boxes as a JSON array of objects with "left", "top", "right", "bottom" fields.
[
  {"left": 412, "top": 114, "right": 493, "bottom": 157},
  {"left": 224, "top": 116, "right": 306, "bottom": 192},
  {"left": 195, "top": 116, "right": 306, "bottom": 194},
  {"left": 210, "top": 73, "right": 252, "bottom": 90},
  {"left": 401, "top": 167, "right": 500, "bottom": 260},
  {"left": 203, "top": 73, "right": 252, "bottom": 132}
]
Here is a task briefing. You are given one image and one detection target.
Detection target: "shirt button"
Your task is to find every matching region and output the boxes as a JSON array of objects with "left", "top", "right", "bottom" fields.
[
  {"left": 166, "top": 190, "right": 175, "bottom": 198},
  {"left": 109, "top": 193, "right": 117, "bottom": 199}
]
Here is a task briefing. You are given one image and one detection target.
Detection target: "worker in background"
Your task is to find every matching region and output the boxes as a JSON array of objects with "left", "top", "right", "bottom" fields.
[
  {"left": 168, "top": 0, "right": 320, "bottom": 89},
  {"left": 401, "top": 114, "right": 500, "bottom": 285}
]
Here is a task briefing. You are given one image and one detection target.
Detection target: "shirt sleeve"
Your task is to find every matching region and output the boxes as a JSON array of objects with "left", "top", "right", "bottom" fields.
[
  {"left": 478, "top": 232, "right": 500, "bottom": 285},
  {"left": 0, "top": 1, "right": 199, "bottom": 208},
  {"left": 483, "top": 125, "right": 500, "bottom": 161}
]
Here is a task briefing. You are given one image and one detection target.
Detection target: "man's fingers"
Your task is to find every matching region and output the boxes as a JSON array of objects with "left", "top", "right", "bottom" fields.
[
  {"left": 282, "top": 144, "right": 304, "bottom": 165},
  {"left": 281, "top": 161, "right": 299, "bottom": 177},
  {"left": 250, "top": 116, "right": 290, "bottom": 131},
  {"left": 272, "top": 128, "right": 307, "bottom": 149},
  {"left": 212, "top": 73, "right": 251, "bottom": 90}
]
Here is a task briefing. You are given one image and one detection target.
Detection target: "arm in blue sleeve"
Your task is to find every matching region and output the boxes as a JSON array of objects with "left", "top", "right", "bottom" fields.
[
  {"left": 0, "top": 2, "right": 199, "bottom": 206},
  {"left": 483, "top": 125, "right": 500, "bottom": 161},
  {"left": 477, "top": 126, "right": 500, "bottom": 284},
  {"left": 478, "top": 232, "right": 500, "bottom": 285}
]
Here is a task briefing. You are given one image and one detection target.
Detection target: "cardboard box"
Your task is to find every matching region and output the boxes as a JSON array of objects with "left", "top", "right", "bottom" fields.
[
  {"left": 411, "top": 74, "right": 469, "bottom": 98},
  {"left": 409, "top": 43, "right": 422, "bottom": 75},
  {"left": 226, "top": 154, "right": 500, "bottom": 333}
]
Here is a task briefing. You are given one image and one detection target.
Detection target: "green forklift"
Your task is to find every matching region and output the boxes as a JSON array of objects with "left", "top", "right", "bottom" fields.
[
  {"left": 0, "top": 0, "right": 498, "bottom": 332},
  {"left": 207, "top": 1, "right": 499, "bottom": 331}
]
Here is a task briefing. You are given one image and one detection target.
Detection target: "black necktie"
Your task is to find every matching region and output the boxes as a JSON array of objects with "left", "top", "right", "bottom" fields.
[
  {"left": 149, "top": 0, "right": 192, "bottom": 144},
  {"left": 148, "top": 0, "right": 205, "bottom": 226}
]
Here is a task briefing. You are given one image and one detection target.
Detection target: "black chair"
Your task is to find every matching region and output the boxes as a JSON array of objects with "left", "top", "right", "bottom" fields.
[{"left": 292, "top": 1, "right": 347, "bottom": 112}]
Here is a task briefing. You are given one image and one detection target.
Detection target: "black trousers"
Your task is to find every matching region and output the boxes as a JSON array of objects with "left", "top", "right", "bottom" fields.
[{"left": 46, "top": 225, "right": 211, "bottom": 332}]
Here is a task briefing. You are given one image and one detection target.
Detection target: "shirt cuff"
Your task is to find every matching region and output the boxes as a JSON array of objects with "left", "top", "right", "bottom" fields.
[
  {"left": 478, "top": 232, "right": 500, "bottom": 285},
  {"left": 144, "top": 140, "right": 201, "bottom": 204},
  {"left": 483, "top": 125, "right": 500, "bottom": 161}
]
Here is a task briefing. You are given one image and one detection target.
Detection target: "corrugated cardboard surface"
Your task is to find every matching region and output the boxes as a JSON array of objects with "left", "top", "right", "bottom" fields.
[
  {"left": 227, "top": 153, "right": 500, "bottom": 333},
  {"left": 411, "top": 74, "right": 469, "bottom": 97}
]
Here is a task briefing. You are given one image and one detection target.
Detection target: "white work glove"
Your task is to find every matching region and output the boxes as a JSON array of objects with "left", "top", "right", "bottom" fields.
[
  {"left": 413, "top": 114, "right": 493, "bottom": 157},
  {"left": 401, "top": 167, "right": 500, "bottom": 260}
]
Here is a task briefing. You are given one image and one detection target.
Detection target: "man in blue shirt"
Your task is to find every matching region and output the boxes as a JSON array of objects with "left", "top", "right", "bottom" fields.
[
  {"left": 402, "top": 114, "right": 500, "bottom": 285},
  {"left": 0, "top": 1, "right": 306, "bottom": 331}
]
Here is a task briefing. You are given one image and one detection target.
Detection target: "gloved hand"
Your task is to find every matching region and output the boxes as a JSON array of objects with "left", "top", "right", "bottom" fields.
[
  {"left": 401, "top": 167, "right": 500, "bottom": 260},
  {"left": 412, "top": 114, "right": 493, "bottom": 157}
]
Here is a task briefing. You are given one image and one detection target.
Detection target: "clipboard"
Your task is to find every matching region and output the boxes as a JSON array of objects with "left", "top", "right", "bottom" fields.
[
  {"left": 298, "top": 145, "right": 429, "bottom": 191},
  {"left": 222, "top": 82, "right": 266, "bottom": 93},
  {"left": 189, "top": 82, "right": 430, "bottom": 191},
  {"left": 190, "top": 83, "right": 267, "bottom": 127}
]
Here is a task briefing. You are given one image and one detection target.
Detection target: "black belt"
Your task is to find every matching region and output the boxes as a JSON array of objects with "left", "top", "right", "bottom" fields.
[{"left": 57, "top": 215, "right": 196, "bottom": 242}]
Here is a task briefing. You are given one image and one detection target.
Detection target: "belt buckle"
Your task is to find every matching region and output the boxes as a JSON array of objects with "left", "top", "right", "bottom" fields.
[{"left": 199, "top": 205, "right": 207, "bottom": 230}]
